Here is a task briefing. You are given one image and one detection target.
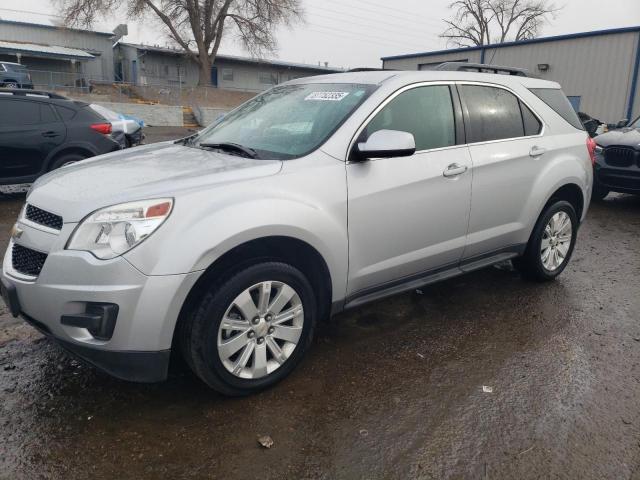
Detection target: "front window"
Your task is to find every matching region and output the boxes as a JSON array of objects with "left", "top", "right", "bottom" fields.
[{"left": 193, "top": 83, "right": 374, "bottom": 159}]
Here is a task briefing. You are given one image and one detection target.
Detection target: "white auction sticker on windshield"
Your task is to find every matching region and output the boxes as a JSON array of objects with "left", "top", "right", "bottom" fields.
[{"left": 305, "top": 91, "right": 350, "bottom": 101}]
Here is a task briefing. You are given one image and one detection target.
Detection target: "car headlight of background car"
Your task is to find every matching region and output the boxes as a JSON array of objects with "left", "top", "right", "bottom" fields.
[{"left": 67, "top": 199, "right": 173, "bottom": 259}]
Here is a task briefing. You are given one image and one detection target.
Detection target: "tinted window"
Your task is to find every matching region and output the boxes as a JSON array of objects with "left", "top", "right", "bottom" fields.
[
  {"left": 529, "top": 88, "right": 584, "bottom": 130},
  {"left": 365, "top": 85, "right": 456, "bottom": 151},
  {"left": 55, "top": 105, "right": 76, "bottom": 120},
  {"left": 520, "top": 101, "right": 542, "bottom": 136},
  {"left": 461, "top": 85, "right": 524, "bottom": 142},
  {"left": 0, "top": 99, "right": 44, "bottom": 126},
  {"left": 40, "top": 104, "right": 58, "bottom": 123}
]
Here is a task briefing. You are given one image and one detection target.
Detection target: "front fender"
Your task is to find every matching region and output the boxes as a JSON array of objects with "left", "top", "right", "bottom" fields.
[{"left": 124, "top": 156, "right": 349, "bottom": 302}]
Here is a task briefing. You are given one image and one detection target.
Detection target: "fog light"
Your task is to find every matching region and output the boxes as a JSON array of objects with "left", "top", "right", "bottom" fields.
[{"left": 61, "top": 303, "right": 119, "bottom": 340}]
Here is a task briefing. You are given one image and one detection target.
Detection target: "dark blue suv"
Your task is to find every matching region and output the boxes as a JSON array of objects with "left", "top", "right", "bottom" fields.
[{"left": 0, "top": 62, "right": 34, "bottom": 89}]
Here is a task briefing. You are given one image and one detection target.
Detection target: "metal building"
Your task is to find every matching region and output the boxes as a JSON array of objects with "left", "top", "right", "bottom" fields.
[
  {"left": 114, "top": 43, "right": 341, "bottom": 92},
  {"left": 382, "top": 26, "right": 640, "bottom": 123},
  {"left": 0, "top": 13, "right": 115, "bottom": 85}
]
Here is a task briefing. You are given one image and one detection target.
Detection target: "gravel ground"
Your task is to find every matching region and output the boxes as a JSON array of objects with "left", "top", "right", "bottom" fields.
[{"left": 0, "top": 141, "right": 639, "bottom": 478}]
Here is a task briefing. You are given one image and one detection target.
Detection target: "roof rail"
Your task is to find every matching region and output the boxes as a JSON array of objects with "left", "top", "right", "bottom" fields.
[
  {"left": 434, "top": 62, "right": 531, "bottom": 77},
  {"left": 0, "top": 88, "right": 69, "bottom": 99},
  {"left": 347, "top": 67, "right": 390, "bottom": 72}
]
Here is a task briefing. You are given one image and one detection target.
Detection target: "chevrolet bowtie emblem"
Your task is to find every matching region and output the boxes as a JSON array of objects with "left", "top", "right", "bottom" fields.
[{"left": 10, "top": 224, "right": 23, "bottom": 240}]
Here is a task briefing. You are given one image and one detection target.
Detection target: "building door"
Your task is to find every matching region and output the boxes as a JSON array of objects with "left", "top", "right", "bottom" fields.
[
  {"left": 567, "top": 96, "right": 581, "bottom": 112},
  {"left": 210, "top": 66, "right": 218, "bottom": 87},
  {"left": 131, "top": 60, "right": 137, "bottom": 85}
]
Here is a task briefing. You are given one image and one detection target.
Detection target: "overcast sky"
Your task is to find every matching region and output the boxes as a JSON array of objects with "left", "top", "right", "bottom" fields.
[{"left": 6, "top": 0, "right": 640, "bottom": 69}]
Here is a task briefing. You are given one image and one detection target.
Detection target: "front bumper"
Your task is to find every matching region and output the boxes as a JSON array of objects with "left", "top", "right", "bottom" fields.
[
  {"left": 2, "top": 219, "right": 201, "bottom": 382},
  {"left": 594, "top": 154, "right": 640, "bottom": 194}
]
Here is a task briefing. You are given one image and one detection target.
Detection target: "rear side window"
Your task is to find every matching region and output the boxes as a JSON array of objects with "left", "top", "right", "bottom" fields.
[
  {"left": 520, "top": 102, "right": 542, "bottom": 136},
  {"left": 460, "top": 85, "right": 525, "bottom": 142},
  {"left": 365, "top": 85, "right": 456, "bottom": 151},
  {"left": 0, "top": 99, "right": 57, "bottom": 126},
  {"left": 55, "top": 105, "right": 77, "bottom": 120},
  {"left": 529, "top": 88, "right": 584, "bottom": 130}
]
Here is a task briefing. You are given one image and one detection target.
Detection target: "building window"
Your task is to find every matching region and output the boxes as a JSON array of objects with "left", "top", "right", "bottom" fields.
[
  {"left": 222, "top": 68, "right": 234, "bottom": 81},
  {"left": 259, "top": 72, "right": 277, "bottom": 85},
  {"left": 163, "top": 65, "right": 169, "bottom": 78}
]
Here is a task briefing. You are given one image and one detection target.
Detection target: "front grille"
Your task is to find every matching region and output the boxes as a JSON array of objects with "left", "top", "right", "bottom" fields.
[
  {"left": 12, "top": 244, "right": 48, "bottom": 277},
  {"left": 604, "top": 147, "right": 639, "bottom": 168},
  {"left": 25, "top": 204, "right": 63, "bottom": 230}
]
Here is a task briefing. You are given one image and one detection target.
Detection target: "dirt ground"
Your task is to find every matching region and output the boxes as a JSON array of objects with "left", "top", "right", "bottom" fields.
[{"left": 0, "top": 137, "right": 639, "bottom": 478}]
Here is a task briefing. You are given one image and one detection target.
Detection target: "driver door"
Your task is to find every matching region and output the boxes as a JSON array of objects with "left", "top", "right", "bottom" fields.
[{"left": 346, "top": 84, "right": 472, "bottom": 299}]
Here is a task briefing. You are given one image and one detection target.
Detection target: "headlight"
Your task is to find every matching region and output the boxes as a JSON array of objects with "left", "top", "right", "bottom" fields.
[
  {"left": 67, "top": 198, "right": 173, "bottom": 259},
  {"left": 595, "top": 145, "right": 604, "bottom": 155}
]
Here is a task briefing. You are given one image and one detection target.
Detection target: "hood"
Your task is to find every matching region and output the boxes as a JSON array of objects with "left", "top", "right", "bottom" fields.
[
  {"left": 595, "top": 128, "right": 640, "bottom": 148},
  {"left": 28, "top": 142, "right": 282, "bottom": 222}
]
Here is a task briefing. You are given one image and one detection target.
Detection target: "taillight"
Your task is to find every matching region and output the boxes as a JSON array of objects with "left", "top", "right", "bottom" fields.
[
  {"left": 586, "top": 136, "right": 597, "bottom": 165},
  {"left": 91, "top": 123, "right": 112, "bottom": 135}
]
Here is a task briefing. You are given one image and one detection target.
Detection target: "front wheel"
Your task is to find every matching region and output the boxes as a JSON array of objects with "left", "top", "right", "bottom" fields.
[
  {"left": 513, "top": 200, "right": 578, "bottom": 282},
  {"left": 181, "top": 262, "right": 317, "bottom": 395}
]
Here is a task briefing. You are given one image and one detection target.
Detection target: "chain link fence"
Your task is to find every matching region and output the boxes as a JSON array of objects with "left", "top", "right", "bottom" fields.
[{"left": 24, "top": 69, "right": 257, "bottom": 108}]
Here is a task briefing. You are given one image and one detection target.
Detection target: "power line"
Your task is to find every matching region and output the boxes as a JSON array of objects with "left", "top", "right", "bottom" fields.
[
  {"left": 306, "top": 9, "right": 437, "bottom": 42},
  {"left": 306, "top": 0, "right": 444, "bottom": 28},
  {"left": 307, "top": 24, "right": 427, "bottom": 51},
  {"left": 305, "top": 24, "right": 426, "bottom": 52}
]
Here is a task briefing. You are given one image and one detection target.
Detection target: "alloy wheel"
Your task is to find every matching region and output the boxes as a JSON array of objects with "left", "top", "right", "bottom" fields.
[
  {"left": 540, "top": 211, "right": 573, "bottom": 271},
  {"left": 217, "top": 281, "right": 304, "bottom": 379}
]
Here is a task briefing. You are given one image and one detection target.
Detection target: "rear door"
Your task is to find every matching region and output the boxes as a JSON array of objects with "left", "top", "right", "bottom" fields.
[
  {"left": 346, "top": 84, "right": 473, "bottom": 297},
  {"left": 458, "top": 83, "right": 545, "bottom": 259},
  {"left": 0, "top": 98, "right": 65, "bottom": 183}
]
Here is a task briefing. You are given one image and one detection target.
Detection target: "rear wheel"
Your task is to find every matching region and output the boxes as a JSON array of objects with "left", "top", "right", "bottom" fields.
[
  {"left": 48, "top": 153, "right": 87, "bottom": 171},
  {"left": 513, "top": 200, "right": 578, "bottom": 281},
  {"left": 3, "top": 81, "right": 18, "bottom": 89},
  {"left": 181, "top": 261, "right": 317, "bottom": 395}
]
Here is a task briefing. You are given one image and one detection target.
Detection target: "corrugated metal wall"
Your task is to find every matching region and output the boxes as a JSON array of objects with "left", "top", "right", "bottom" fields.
[
  {"left": 0, "top": 23, "right": 114, "bottom": 79},
  {"left": 383, "top": 31, "right": 640, "bottom": 122}
]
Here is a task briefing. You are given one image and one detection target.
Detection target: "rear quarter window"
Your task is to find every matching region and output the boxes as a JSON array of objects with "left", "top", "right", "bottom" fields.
[
  {"left": 529, "top": 88, "right": 584, "bottom": 130},
  {"left": 460, "top": 85, "right": 525, "bottom": 143}
]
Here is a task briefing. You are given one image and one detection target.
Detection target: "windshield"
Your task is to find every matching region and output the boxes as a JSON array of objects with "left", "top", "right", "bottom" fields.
[
  {"left": 631, "top": 116, "right": 640, "bottom": 129},
  {"left": 193, "top": 83, "right": 374, "bottom": 159}
]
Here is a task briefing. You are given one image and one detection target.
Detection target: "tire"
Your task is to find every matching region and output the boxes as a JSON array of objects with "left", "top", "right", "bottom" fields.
[
  {"left": 513, "top": 200, "right": 578, "bottom": 282},
  {"left": 181, "top": 261, "right": 317, "bottom": 395},
  {"left": 591, "top": 184, "right": 609, "bottom": 202},
  {"left": 3, "top": 82, "right": 18, "bottom": 89},
  {"left": 48, "top": 153, "right": 87, "bottom": 171}
]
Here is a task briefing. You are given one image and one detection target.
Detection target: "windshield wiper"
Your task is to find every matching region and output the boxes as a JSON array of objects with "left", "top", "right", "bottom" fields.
[{"left": 199, "top": 142, "right": 258, "bottom": 159}]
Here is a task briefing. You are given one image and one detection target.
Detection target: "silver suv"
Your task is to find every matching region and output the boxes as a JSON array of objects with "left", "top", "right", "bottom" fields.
[{"left": 1, "top": 71, "right": 593, "bottom": 395}]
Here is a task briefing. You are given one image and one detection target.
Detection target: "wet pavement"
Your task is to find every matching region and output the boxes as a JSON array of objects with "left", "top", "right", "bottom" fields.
[{"left": 1, "top": 166, "right": 639, "bottom": 478}]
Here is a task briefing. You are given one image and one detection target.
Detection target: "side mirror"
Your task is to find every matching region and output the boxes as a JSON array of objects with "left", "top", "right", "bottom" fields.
[
  {"left": 616, "top": 118, "right": 629, "bottom": 129},
  {"left": 354, "top": 129, "right": 416, "bottom": 160}
]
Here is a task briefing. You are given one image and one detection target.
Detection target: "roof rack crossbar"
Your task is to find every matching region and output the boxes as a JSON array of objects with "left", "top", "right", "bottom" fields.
[
  {"left": 0, "top": 88, "right": 69, "bottom": 99},
  {"left": 434, "top": 62, "right": 531, "bottom": 77}
]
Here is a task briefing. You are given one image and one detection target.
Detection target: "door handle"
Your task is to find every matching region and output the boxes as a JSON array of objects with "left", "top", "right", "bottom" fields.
[
  {"left": 529, "top": 146, "right": 547, "bottom": 157},
  {"left": 443, "top": 163, "right": 468, "bottom": 177},
  {"left": 42, "top": 131, "right": 60, "bottom": 138}
]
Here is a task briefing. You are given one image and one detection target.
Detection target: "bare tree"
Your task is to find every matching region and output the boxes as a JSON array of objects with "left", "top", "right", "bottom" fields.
[
  {"left": 57, "top": 0, "right": 303, "bottom": 86},
  {"left": 441, "top": 0, "right": 560, "bottom": 47}
]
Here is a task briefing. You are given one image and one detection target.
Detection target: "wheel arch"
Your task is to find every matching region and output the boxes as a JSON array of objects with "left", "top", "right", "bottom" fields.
[
  {"left": 172, "top": 235, "right": 333, "bottom": 351},
  {"left": 45, "top": 144, "right": 97, "bottom": 171},
  {"left": 545, "top": 183, "right": 585, "bottom": 220}
]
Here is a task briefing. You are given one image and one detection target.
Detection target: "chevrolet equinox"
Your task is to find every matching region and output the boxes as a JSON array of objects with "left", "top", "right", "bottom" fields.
[{"left": 1, "top": 70, "right": 593, "bottom": 395}]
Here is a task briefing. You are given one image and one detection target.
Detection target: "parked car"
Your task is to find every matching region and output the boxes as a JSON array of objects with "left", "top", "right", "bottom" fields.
[
  {"left": 1, "top": 70, "right": 592, "bottom": 395},
  {"left": 0, "top": 62, "right": 33, "bottom": 89},
  {"left": 592, "top": 116, "right": 640, "bottom": 199},
  {"left": 0, "top": 89, "right": 120, "bottom": 186},
  {"left": 89, "top": 104, "right": 145, "bottom": 148}
]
